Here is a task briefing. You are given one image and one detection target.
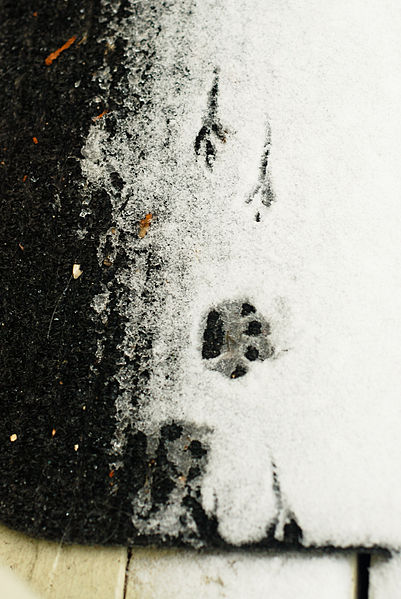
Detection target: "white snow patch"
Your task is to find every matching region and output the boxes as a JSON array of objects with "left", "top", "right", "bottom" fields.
[
  {"left": 127, "top": 551, "right": 355, "bottom": 599},
  {"left": 369, "top": 555, "right": 401, "bottom": 599},
  {"left": 81, "top": 0, "right": 401, "bottom": 549}
]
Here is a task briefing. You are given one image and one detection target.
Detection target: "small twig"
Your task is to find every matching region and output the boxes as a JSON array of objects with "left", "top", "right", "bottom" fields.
[{"left": 45, "top": 35, "right": 77, "bottom": 66}]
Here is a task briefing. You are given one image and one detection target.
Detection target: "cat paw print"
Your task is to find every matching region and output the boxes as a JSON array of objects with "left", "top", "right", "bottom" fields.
[{"left": 201, "top": 300, "right": 274, "bottom": 379}]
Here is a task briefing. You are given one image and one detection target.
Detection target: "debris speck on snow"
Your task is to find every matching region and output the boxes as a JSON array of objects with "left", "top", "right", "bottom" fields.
[
  {"left": 92, "top": 110, "right": 108, "bottom": 122},
  {"left": 138, "top": 213, "right": 153, "bottom": 239}
]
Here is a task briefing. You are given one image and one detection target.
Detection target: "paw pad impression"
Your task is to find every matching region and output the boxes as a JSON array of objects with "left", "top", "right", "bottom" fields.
[{"left": 201, "top": 300, "right": 274, "bottom": 379}]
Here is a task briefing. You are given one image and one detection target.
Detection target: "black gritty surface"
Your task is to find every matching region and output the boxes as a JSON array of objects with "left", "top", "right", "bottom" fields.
[
  {"left": 0, "top": 1, "right": 389, "bottom": 557},
  {"left": 0, "top": 0, "right": 141, "bottom": 545}
]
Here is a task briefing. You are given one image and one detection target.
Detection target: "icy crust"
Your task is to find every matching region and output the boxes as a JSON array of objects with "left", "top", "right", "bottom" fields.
[{"left": 81, "top": 0, "right": 401, "bottom": 549}]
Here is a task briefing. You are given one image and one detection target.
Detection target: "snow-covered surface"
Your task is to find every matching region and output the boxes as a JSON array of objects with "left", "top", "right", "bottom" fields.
[
  {"left": 369, "top": 555, "right": 401, "bottom": 599},
  {"left": 126, "top": 551, "right": 355, "bottom": 599},
  {"left": 81, "top": 0, "right": 401, "bottom": 549}
]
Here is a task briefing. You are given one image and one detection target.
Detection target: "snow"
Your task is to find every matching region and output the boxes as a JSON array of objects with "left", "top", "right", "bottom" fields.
[
  {"left": 81, "top": 0, "right": 401, "bottom": 549},
  {"left": 369, "top": 555, "right": 401, "bottom": 599},
  {"left": 126, "top": 551, "right": 355, "bottom": 599}
]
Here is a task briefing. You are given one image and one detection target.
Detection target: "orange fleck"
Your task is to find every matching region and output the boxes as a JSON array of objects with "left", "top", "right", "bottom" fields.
[
  {"left": 22, "top": 175, "right": 27, "bottom": 182},
  {"left": 18, "top": 243, "right": 24, "bottom": 251},
  {"left": 33, "top": 11, "right": 38, "bottom": 17},
  {"left": 59, "top": 381, "right": 63, "bottom": 385},
  {"left": 109, "top": 470, "right": 115, "bottom": 478},
  {"left": 139, "top": 213, "right": 153, "bottom": 239},
  {"left": 92, "top": 110, "right": 108, "bottom": 122},
  {"left": 45, "top": 35, "right": 77, "bottom": 66},
  {"left": 51, "top": 428, "right": 56, "bottom": 437},
  {"left": 32, "top": 137, "right": 38, "bottom": 144}
]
